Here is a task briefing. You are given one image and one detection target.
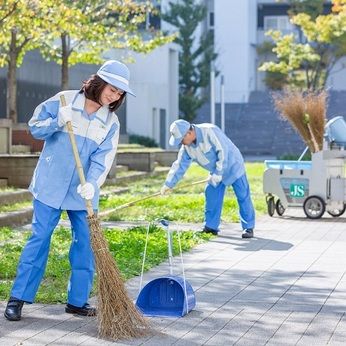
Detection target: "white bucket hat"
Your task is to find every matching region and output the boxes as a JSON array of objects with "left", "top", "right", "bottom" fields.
[
  {"left": 169, "top": 119, "right": 191, "bottom": 147},
  {"left": 97, "top": 60, "right": 135, "bottom": 96}
]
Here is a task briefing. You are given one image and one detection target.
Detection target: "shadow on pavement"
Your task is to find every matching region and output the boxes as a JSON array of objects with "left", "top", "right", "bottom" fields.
[{"left": 214, "top": 234, "right": 293, "bottom": 252}]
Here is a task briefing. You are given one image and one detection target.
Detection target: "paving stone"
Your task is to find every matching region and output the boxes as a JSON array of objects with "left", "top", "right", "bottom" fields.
[{"left": 1, "top": 211, "right": 346, "bottom": 345}]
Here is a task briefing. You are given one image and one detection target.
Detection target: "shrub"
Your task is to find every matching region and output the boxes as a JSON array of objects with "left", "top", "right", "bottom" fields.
[{"left": 129, "top": 134, "right": 158, "bottom": 148}]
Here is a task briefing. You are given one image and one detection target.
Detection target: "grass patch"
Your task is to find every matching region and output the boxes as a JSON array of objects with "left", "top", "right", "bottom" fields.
[
  {"left": 0, "top": 162, "right": 265, "bottom": 303},
  {"left": 0, "top": 225, "right": 212, "bottom": 303},
  {"left": 0, "top": 187, "right": 17, "bottom": 193},
  {"left": 101, "top": 162, "right": 266, "bottom": 223},
  {"left": 0, "top": 201, "right": 32, "bottom": 213}
]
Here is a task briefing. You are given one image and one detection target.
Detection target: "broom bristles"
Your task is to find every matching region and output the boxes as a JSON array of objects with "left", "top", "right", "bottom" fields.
[
  {"left": 273, "top": 90, "right": 327, "bottom": 153},
  {"left": 88, "top": 215, "right": 151, "bottom": 340}
]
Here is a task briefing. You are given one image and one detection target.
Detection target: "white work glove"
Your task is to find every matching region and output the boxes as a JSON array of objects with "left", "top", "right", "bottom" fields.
[
  {"left": 58, "top": 105, "right": 73, "bottom": 127},
  {"left": 160, "top": 185, "right": 172, "bottom": 195},
  {"left": 208, "top": 174, "right": 222, "bottom": 187},
  {"left": 77, "top": 182, "right": 95, "bottom": 200}
]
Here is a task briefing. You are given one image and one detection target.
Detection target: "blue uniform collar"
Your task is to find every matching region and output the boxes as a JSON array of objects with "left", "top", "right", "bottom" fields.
[
  {"left": 71, "top": 92, "right": 110, "bottom": 124},
  {"left": 191, "top": 125, "right": 202, "bottom": 148}
]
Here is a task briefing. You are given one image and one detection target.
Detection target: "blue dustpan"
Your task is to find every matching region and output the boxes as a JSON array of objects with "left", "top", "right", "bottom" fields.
[
  {"left": 135, "top": 220, "right": 196, "bottom": 317},
  {"left": 136, "top": 275, "right": 196, "bottom": 317}
]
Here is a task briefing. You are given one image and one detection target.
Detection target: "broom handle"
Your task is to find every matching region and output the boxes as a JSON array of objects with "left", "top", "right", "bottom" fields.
[
  {"left": 60, "top": 95, "right": 94, "bottom": 217},
  {"left": 99, "top": 178, "right": 208, "bottom": 217}
]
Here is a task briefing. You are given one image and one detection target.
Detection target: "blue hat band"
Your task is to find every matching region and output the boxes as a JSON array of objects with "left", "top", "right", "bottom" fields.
[
  {"left": 97, "top": 70, "right": 129, "bottom": 86},
  {"left": 97, "top": 71, "right": 135, "bottom": 96}
]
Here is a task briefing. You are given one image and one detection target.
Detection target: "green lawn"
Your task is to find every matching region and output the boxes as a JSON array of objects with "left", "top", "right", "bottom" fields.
[
  {"left": 0, "top": 225, "right": 211, "bottom": 303},
  {"left": 0, "top": 187, "right": 17, "bottom": 193},
  {"left": 101, "top": 162, "right": 266, "bottom": 223},
  {"left": 0, "top": 162, "right": 266, "bottom": 304},
  {"left": 0, "top": 201, "right": 32, "bottom": 213}
]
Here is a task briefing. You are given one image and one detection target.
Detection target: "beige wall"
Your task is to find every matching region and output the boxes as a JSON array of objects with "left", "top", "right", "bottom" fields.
[
  {"left": 0, "top": 119, "right": 12, "bottom": 154},
  {"left": 0, "top": 155, "right": 38, "bottom": 188}
]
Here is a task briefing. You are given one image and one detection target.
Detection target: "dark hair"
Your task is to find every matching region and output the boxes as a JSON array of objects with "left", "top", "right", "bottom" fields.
[{"left": 80, "top": 74, "right": 126, "bottom": 112}]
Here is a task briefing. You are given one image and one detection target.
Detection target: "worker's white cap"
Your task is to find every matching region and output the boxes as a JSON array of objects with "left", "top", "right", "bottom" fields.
[
  {"left": 97, "top": 60, "right": 135, "bottom": 96},
  {"left": 169, "top": 119, "right": 191, "bottom": 147}
]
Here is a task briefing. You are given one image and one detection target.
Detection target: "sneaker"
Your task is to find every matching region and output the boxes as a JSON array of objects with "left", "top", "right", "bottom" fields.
[
  {"left": 65, "top": 303, "right": 97, "bottom": 316},
  {"left": 202, "top": 226, "right": 219, "bottom": 235},
  {"left": 242, "top": 228, "right": 254, "bottom": 239},
  {"left": 4, "top": 297, "right": 24, "bottom": 321}
]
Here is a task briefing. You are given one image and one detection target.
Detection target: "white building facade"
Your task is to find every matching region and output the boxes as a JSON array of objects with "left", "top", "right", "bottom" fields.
[
  {"left": 115, "top": 0, "right": 180, "bottom": 148},
  {"left": 205, "top": 0, "right": 345, "bottom": 104},
  {"left": 214, "top": 0, "right": 257, "bottom": 103},
  {"left": 123, "top": 44, "right": 179, "bottom": 149}
]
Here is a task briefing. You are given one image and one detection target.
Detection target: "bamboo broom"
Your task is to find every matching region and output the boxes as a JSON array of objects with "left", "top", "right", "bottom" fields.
[
  {"left": 60, "top": 95, "right": 150, "bottom": 340},
  {"left": 273, "top": 90, "right": 327, "bottom": 153}
]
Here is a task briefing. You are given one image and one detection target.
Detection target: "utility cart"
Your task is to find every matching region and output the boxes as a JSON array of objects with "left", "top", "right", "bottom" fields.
[{"left": 263, "top": 116, "right": 346, "bottom": 219}]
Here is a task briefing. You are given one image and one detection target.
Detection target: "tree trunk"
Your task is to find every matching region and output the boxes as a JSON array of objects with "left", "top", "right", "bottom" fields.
[
  {"left": 61, "top": 33, "right": 69, "bottom": 90},
  {"left": 304, "top": 66, "right": 311, "bottom": 90},
  {"left": 7, "top": 29, "right": 18, "bottom": 123}
]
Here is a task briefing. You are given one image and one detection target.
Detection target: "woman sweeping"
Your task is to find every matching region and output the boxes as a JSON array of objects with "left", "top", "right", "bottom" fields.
[{"left": 4, "top": 60, "right": 135, "bottom": 321}]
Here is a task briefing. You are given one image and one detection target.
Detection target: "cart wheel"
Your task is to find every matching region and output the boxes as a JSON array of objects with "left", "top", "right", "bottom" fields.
[
  {"left": 327, "top": 205, "right": 346, "bottom": 217},
  {"left": 275, "top": 199, "right": 285, "bottom": 216},
  {"left": 266, "top": 196, "right": 275, "bottom": 217},
  {"left": 303, "top": 196, "right": 325, "bottom": 219}
]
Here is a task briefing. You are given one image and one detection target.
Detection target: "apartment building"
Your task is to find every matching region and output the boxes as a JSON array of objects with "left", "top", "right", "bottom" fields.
[{"left": 201, "top": 0, "right": 345, "bottom": 104}]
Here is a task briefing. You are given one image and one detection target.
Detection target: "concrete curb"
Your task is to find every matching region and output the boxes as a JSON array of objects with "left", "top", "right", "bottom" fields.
[
  {"left": 0, "top": 190, "right": 32, "bottom": 206},
  {"left": 0, "top": 208, "right": 33, "bottom": 228}
]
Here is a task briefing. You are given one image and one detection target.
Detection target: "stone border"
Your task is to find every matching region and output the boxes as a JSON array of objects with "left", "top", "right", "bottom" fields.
[{"left": 0, "top": 190, "right": 32, "bottom": 206}]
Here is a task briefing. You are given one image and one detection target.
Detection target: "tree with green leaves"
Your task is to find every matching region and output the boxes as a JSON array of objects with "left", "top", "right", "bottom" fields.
[
  {"left": 0, "top": 0, "right": 18, "bottom": 25},
  {"left": 259, "top": 0, "right": 346, "bottom": 90},
  {"left": 258, "top": 0, "right": 325, "bottom": 90},
  {"left": 0, "top": 0, "right": 173, "bottom": 122},
  {"left": 0, "top": 0, "right": 52, "bottom": 123},
  {"left": 40, "top": 1, "right": 173, "bottom": 90},
  {"left": 163, "top": 0, "right": 217, "bottom": 122}
]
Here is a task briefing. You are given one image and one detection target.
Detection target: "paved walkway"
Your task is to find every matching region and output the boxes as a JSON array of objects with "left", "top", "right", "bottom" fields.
[{"left": 1, "top": 210, "right": 346, "bottom": 345}]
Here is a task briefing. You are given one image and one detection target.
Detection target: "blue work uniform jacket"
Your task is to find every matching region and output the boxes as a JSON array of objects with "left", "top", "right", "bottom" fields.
[
  {"left": 165, "top": 123, "right": 245, "bottom": 188},
  {"left": 28, "top": 90, "right": 119, "bottom": 211}
]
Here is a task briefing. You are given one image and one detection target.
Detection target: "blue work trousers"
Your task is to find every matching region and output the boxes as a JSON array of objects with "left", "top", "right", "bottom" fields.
[
  {"left": 205, "top": 174, "right": 255, "bottom": 231},
  {"left": 11, "top": 199, "right": 95, "bottom": 307}
]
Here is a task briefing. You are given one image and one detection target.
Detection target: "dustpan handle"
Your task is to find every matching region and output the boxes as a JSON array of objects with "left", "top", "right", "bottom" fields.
[
  {"left": 161, "top": 221, "right": 190, "bottom": 312},
  {"left": 137, "top": 221, "right": 177, "bottom": 292},
  {"left": 138, "top": 222, "right": 151, "bottom": 295},
  {"left": 165, "top": 222, "right": 174, "bottom": 275},
  {"left": 60, "top": 95, "right": 94, "bottom": 217},
  {"left": 177, "top": 229, "right": 189, "bottom": 314},
  {"left": 138, "top": 221, "right": 190, "bottom": 313}
]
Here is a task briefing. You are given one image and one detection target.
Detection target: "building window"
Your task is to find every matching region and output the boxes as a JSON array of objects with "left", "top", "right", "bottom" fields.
[
  {"left": 147, "top": 11, "right": 161, "bottom": 30},
  {"left": 159, "top": 109, "right": 166, "bottom": 148},
  {"left": 209, "top": 12, "right": 214, "bottom": 28},
  {"left": 264, "top": 15, "right": 293, "bottom": 33},
  {"left": 209, "top": 29, "right": 214, "bottom": 44},
  {"left": 140, "top": 5, "right": 160, "bottom": 30}
]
